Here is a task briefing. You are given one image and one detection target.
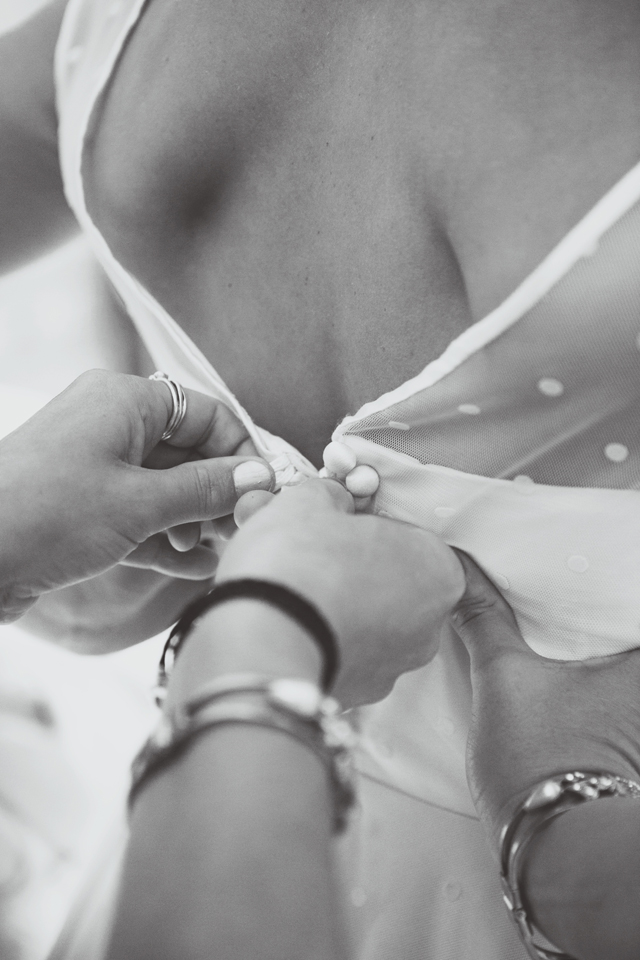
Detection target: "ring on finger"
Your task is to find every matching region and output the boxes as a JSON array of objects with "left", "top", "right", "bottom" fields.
[{"left": 149, "top": 371, "right": 188, "bottom": 441}]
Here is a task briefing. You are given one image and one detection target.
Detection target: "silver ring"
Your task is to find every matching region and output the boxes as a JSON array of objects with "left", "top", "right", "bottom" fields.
[{"left": 149, "top": 371, "right": 188, "bottom": 441}]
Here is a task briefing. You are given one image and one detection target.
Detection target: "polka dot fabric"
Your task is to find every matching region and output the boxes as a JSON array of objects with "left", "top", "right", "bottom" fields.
[
  {"left": 331, "top": 193, "right": 640, "bottom": 824},
  {"left": 341, "top": 199, "right": 640, "bottom": 492},
  {"left": 339, "top": 436, "right": 640, "bottom": 661},
  {"left": 330, "top": 199, "right": 640, "bottom": 664}
]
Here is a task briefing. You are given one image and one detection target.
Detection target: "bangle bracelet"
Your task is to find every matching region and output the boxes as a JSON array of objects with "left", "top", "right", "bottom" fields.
[
  {"left": 499, "top": 771, "right": 640, "bottom": 960},
  {"left": 131, "top": 675, "right": 357, "bottom": 833},
  {"left": 156, "top": 579, "right": 340, "bottom": 699}
]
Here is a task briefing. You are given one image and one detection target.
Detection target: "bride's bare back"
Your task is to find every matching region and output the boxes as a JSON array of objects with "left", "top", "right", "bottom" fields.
[{"left": 82, "top": 0, "right": 640, "bottom": 463}]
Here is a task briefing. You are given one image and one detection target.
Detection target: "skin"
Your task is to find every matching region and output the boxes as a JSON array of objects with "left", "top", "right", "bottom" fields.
[
  {"left": 452, "top": 553, "right": 640, "bottom": 960},
  {"left": 2, "top": 5, "right": 640, "bottom": 954},
  {"left": 5, "top": 2, "right": 640, "bottom": 460},
  {"left": 85, "top": 0, "right": 640, "bottom": 461},
  {"left": 5, "top": 0, "right": 640, "bottom": 644},
  {"left": 0, "top": 369, "right": 274, "bottom": 640},
  {"left": 0, "top": 375, "right": 460, "bottom": 959},
  {"left": 107, "top": 481, "right": 464, "bottom": 960},
  {"left": 0, "top": 0, "right": 76, "bottom": 272}
]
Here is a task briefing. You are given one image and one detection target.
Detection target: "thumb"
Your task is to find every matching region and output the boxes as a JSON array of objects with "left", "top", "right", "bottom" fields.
[
  {"left": 275, "top": 478, "right": 355, "bottom": 514},
  {"left": 138, "top": 457, "right": 275, "bottom": 531},
  {"left": 450, "top": 549, "right": 531, "bottom": 668}
]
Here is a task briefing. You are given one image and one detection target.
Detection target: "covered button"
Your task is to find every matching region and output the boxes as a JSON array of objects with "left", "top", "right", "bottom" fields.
[
  {"left": 322, "top": 441, "right": 358, "bottom": 478},
  {"left": 345, "top": 464, "right": 380, "bottom": 498}
]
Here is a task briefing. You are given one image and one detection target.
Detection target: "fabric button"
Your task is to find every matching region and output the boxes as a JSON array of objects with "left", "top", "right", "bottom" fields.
[
  {"left": 604, "top": 443, "right": 629, "bottom": 463},
  {"left": 434, "top": 506, "right": 455, "bottom": 520},
  {"left": 537, "top": 377, "right": 564, "bottom": 397},
  {"left": 494, "top": 573, "right": 510, "bottom": 591},
  {"left": 345, "top": 465, "right": 379, "bottom": 498},
  {"left": 567, "top": 555, "right": 589, "bottom": 573},
  {"left": 388, "top": 420, "right": 410, "bottom": 431},
  {"left": 458, "top": 403, "right": 480, "bottom": 415},
  {"left": 322, "top": 441, "right": 357, "bottom": 478}
]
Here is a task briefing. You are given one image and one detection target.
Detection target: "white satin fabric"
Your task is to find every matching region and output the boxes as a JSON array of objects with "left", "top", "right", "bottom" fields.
[{"left": 51, "top": 2, "right": 640, "bottom": 957}]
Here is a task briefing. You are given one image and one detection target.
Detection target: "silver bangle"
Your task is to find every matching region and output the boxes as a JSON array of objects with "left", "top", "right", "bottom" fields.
[
  {"left": 130, "top": 674, "right": 357, "bottom": 833},
  {"left": 499, "top": 771, "right": 640, "bottom": 959},
  {"left": 149, "top": 371, "right": 188, "bottom": 441}
]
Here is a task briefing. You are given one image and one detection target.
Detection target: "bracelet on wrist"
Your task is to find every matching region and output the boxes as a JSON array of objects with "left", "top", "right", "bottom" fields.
[
  {"left": 131, "top": 673, "right": 357, "bottom": 833},
  {"left": 156, "top": 579, "right": 340, "bottom": 703},
  {"left": 499, "top": 770, "right": 640, "bottom": 960}
]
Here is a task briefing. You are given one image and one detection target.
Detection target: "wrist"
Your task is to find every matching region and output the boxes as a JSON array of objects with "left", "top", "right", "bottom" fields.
[
  {"left": 0, "top": 462, "right": 46, "bottom": 620},
  {"left": 165, "top": 599, "right": 324, "bottom": 710},
  {"left": 0, "top": 543, "right": 36, "bottom": 623},
  {"left": 522, "top": 797, "right": 640, "bottom": 960}
]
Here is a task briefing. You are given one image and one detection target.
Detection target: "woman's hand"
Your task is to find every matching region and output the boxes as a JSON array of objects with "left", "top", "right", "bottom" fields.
[
  {"left": 0, "top": 370, "right": 274, "bottom": 624},
  {"left": 215, "top": 480, "right": 465, "bottom": 707},
  {"left": 451, "top": 551, "right": 640, "bottom": 850},
  {"left": 451, "top": 553, "right": 640, "bottom": 959}
]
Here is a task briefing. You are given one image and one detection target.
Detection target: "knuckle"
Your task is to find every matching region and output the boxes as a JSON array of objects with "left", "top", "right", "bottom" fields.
[
  {"left": 201, "top": 401, "right": 250, "bottom": 455},
  {"left": 75, "top": 368, "right": 114, "bottom": 394},
  {"left": 451, "top": 592, "right": 500, "bottom": 630},
  {"left": 191, "top": 462, "right": 227, "bottom": 517}
]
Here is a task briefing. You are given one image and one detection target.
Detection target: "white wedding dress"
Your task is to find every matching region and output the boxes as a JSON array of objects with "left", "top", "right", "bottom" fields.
[{"left": 49, "top": 2, "right": 640, "bottom": 957}]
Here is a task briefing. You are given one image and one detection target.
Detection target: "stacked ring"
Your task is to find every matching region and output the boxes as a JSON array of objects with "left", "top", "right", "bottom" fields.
[{"left": 149, "top": 371, "right": 188, "bottom": 441}]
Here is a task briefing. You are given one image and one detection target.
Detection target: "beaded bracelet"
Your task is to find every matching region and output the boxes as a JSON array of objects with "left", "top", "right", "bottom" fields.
[
  {"left": 156, "top": 579, "right": 340, "bottom": 702},
  {"left": 131, "top": 674, "right": 357, "bottom": 833},
  {"left": 499, "top": 771, "right": 640, "bottom": 960}
]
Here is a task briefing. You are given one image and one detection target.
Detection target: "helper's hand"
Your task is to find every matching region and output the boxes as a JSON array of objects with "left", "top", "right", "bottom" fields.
[
  {"left": 0, "top": 370, "right": 273, "bottom": 623},
  {"left": 451, "top": 551, "right": 640, "bottom": 854},
  {"left": 217, "top": 480, "right": 465, "bottom": 707}
]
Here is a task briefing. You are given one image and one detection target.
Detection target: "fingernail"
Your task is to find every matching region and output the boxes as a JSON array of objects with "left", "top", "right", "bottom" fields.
[{"left": 233, "top": 460, "right": 274, "bottom": 497}]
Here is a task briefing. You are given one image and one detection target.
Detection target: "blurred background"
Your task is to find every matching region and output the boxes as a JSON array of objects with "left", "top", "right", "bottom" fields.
[{"left": 0, "top": 4, "right": 163, "bottom": 958}]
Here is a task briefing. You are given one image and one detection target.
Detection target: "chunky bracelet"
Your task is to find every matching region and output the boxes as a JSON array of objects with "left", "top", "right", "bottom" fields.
[
  {"left": 499, "top": 771, "right": 640, "bottom": 960},
  {"left": 156, "top": 579, "right": 340, "bottom": 702},
  {"left": 131, "top": 674, "right": 357, "bottom": 833}
]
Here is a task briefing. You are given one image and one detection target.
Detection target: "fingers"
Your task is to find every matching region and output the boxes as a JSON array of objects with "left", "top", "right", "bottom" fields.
[
  {"left": 211, "top": 514, "right": 239, "bottom": 541},
  {"left": 450, "top": 550, "right": 531, "bottom": 665},
  {"left": 233, "top": 479, "right": 354, "bottom": 530},
  {"left": 121, "top": 534, "right": 219, "bottom": 580},
  {"left": 167, "top": 522, "right": 202, "bottom": 552},
  {"left": 234, "top": 489, "right": 277, "bottom": 527},
  {"left": 135, "top": 455, "right": 275, "bottom": 534},
  {"left": 232, "top": 477, "right": 354, "bottom": 530},
  {"left": 276, "top": 478, "right": 355, "bottom": 514},
  {"left": 144, "top": 380, "right": 258, "bottom": 458}
]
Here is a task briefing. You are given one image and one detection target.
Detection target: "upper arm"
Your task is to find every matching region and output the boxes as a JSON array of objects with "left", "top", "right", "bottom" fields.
[{"left": 0, "top": 0, "right": 78, "bottom": 274}]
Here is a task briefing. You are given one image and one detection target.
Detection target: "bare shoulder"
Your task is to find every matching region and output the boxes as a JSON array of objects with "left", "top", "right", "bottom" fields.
[
  {"left": 0, "top": 0, "right": 68, "bottom": 141},
  {"left": 0, "top": 0, "right": 77, "bottom": 273}
]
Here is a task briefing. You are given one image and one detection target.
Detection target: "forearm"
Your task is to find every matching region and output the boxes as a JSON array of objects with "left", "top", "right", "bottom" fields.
[
  {"left": 18, "top": 569, "right": 211, "bottom": 651},
  {"left": 522, "top": 798, "right": 640, "bottom": 960},
  {"left": 106, "top": 602, "right": 347, "bottom": 960}
]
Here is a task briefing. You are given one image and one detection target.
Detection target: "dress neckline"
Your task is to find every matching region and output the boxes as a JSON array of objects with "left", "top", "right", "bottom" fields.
[{"left": 56, "top": 0, "right": 640, "bottom": 448}]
